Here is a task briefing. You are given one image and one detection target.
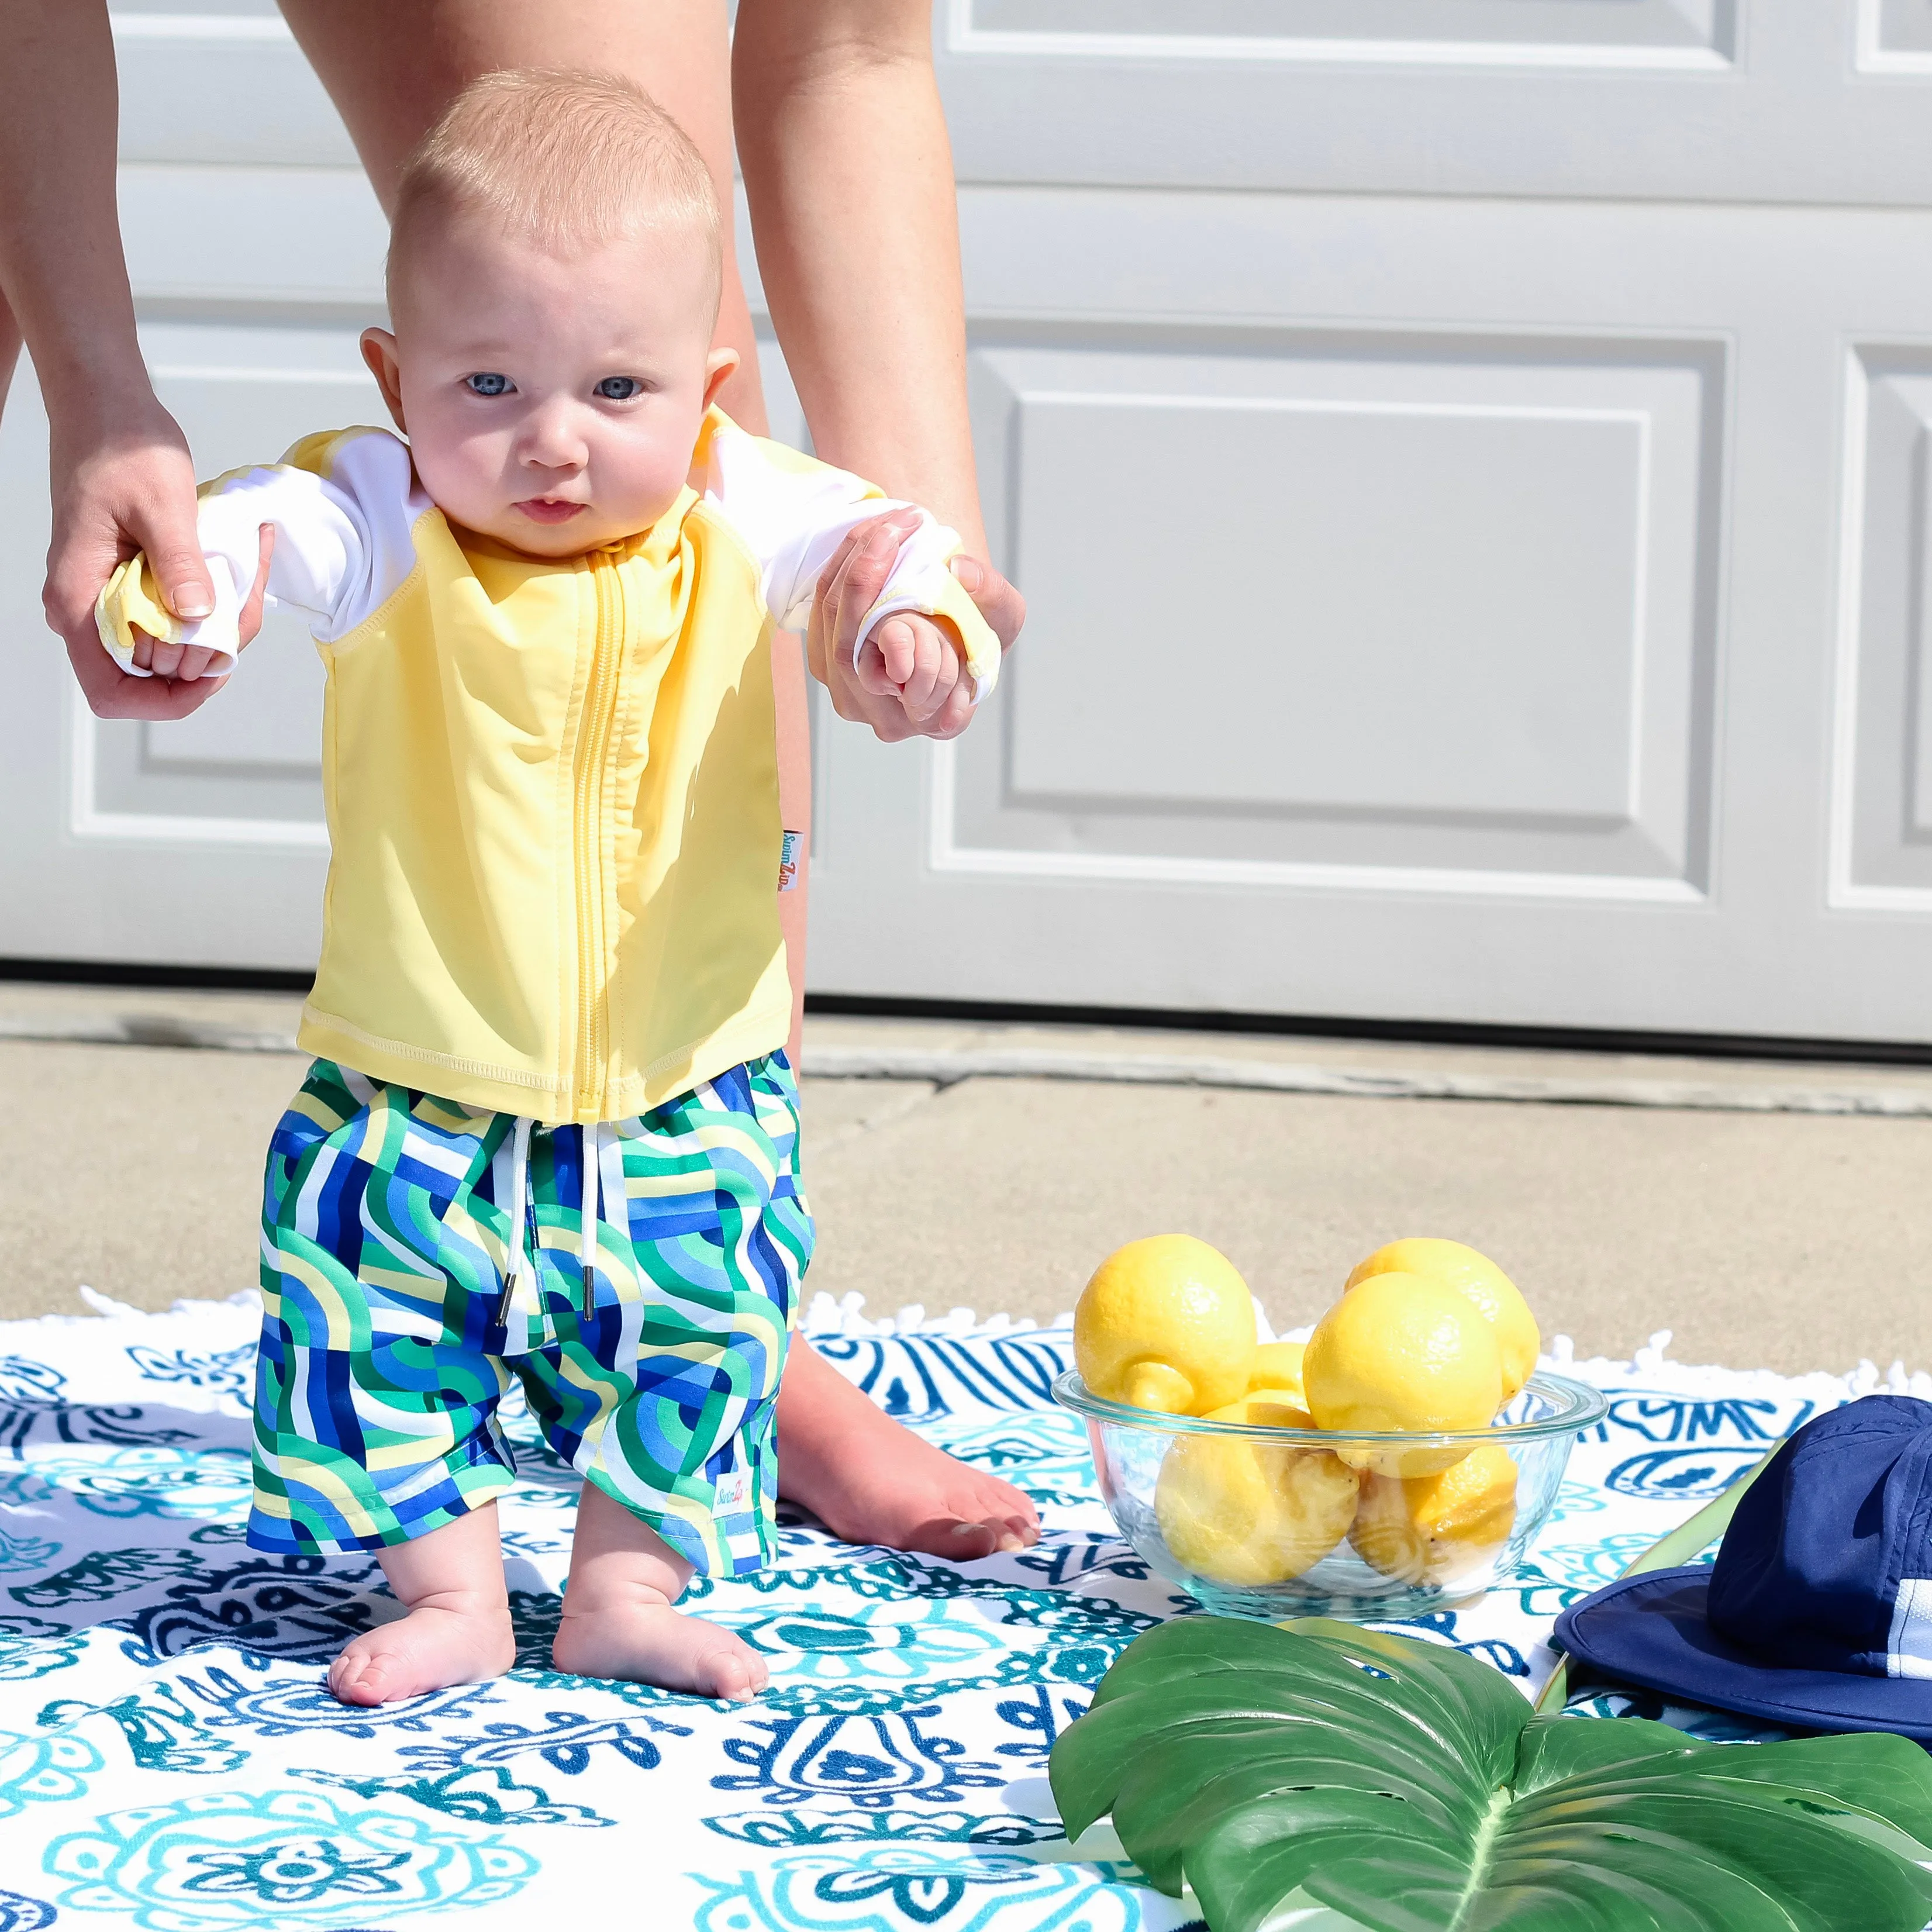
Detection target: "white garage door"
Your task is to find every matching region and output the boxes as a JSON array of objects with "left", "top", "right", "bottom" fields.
[
  {"left": 809, "top": 1, "right": 1932, "bottom": 1042},
  {"left": 4, "top": 2, "right": 1932, "bottom": 1046}
]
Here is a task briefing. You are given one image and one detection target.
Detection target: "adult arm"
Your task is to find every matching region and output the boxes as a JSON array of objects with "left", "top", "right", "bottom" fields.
[
  {"left": 0, "top": 0, "right": 260, "bottom": 719},
  {"left": 733, "top": 0, "right": 1026, "bottom": 737}
]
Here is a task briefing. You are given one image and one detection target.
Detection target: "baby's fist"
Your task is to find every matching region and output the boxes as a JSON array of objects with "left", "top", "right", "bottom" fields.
[{"left": 855, "top": 612, "right": 971, "bottom": 736}]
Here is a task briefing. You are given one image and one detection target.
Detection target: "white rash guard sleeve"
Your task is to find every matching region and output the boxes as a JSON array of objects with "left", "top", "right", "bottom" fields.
[
  {"left": 699, "top": 419, "right": 1002, "bottom": 702},
  {"left": 95, "top": 427, "right": 431, "bottom": 677}
]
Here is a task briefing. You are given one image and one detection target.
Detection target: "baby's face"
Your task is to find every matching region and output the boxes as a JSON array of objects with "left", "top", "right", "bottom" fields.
[{"left": 363, "top": 218, "right": 733, "bottom": 557}]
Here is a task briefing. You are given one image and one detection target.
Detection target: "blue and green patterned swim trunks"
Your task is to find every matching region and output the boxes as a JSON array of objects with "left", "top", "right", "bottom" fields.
[{"left": 252, "top": 1054, "right": 811, "bottom": 1576}]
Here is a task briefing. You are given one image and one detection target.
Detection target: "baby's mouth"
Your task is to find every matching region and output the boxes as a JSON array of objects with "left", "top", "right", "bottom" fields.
[{"left": 513, "top": 498, "right": 588, "bottom": 525}]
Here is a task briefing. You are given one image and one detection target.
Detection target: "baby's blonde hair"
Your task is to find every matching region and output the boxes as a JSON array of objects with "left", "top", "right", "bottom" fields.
[{"left": 388, "top": 68, "right": 722, "bottom": 317}]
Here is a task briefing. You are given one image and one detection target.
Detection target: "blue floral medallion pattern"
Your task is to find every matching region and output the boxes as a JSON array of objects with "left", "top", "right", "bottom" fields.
[{"left": 0, "top": 1295, "right": 1869, "bottom": 1927}]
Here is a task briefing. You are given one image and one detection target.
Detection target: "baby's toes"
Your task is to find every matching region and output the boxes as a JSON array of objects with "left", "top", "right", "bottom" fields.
[
  {"left": 327, "top": 1643, "right": 388, "bottom": 1707},
  {"left": 701, "top": 1636, "right": 768, "bottom": 1703}
]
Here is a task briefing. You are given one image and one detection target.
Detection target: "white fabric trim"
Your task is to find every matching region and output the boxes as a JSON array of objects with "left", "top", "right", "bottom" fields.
[
  {"left": 117, "top": 427, "right": 429, "bottom": 677},
  {"left": 1887, "top": 1575, "right": 1932, "bottom": 1677},
  {"left": 699, "top": 422, "right": 994, "bottom": 702},
  {"left": 495, "top": 1115, "right": 538, "bottom": 1327}
]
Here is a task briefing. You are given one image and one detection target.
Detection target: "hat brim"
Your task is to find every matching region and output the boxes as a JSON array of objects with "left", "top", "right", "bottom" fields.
[{"left": 1554, "top": 1568, "right": 1932, "bottom": 1744}]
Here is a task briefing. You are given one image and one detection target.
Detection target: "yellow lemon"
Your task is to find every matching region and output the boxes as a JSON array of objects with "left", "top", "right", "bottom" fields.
[
  {"left": 1302, "top": 1272, "right": 1503, "bottom": 1475},
  {"left": 1348, "top": 1444, "right": 1519, "bottom": 1586},
  {"left": 1346, "top": 1238, "right": 1539, "bottom": 1404},
  {"left": 1074, "top": 1235, "right": 1257, "bottom": 1415},
  {"left": 1247, "top": 1340, "right": 1306, "bottom": 1407},
  {"left": 1222, "top": 1391, "right": 1316, "bottom": 1430},
  {"left": 1155, "top": 1395, "right": 1359, "bottom": 1586}
]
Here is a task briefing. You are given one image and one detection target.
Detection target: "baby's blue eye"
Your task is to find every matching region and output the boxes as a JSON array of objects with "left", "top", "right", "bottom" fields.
[
  {"left": 595, "top": 376, "right": 642, "bottom": 401},
  {"left": 465, "top": 372, "right": 512, "bottom": 396}
]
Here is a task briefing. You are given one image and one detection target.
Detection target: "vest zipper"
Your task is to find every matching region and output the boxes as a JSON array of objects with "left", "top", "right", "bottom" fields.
[{"left": 574, "top": 553, "right": 623, "bottom": 1117}]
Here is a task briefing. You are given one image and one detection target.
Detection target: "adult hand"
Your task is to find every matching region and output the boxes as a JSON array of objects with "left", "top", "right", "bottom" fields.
[
  {"left": 806, "top": 508, "right": 1024, "bottom": 744},
  {"left": 44, "top": 397, "right": 270, "bottom": 719}
]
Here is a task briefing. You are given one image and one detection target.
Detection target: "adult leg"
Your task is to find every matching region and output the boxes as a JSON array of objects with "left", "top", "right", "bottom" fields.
[
  {"left": 735, "top": 2, "right": 1039, "bottom": 1550},
  {"left": 0, "top": 293, "right": 20, "bottom": 418}
]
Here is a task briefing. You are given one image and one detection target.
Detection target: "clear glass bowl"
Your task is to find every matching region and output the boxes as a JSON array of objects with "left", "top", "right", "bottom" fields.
[{"left": 1054, "top": 1368, "right": 1609, "bottom": 1622}]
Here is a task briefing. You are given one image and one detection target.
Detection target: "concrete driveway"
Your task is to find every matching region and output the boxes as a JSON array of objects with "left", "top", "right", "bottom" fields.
[{"left": 2, "top": 982, "right": 1927, "bottom": 1375}]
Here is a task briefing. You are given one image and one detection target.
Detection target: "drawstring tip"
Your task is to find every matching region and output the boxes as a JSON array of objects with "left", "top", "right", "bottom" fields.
[
  {"left": 579, "top": 1120, "right": 605, "bottom": 1320},
  {"left": 495, "top": 1282, "right": 518, "bottom": 1329}
]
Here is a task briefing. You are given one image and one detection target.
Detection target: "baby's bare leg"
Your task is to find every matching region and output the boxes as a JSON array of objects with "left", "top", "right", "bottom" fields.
[
  {"left": 328, "top": 1500, "right": 516, "bottom": 1707},
  {"left": 553, "top": 1483, "right": 768, "bottom": 1702}
]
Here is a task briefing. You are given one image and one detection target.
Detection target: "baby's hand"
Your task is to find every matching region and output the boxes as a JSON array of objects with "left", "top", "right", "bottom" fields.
[
  {"left": 118, "top": 523, "right": 275, "bottom": 684},
  {"left": 854, "top": 612, "right": 969, "bottom": 734},
  {"left": 129, "top": 626, "right": 226, "bottom": 682}
]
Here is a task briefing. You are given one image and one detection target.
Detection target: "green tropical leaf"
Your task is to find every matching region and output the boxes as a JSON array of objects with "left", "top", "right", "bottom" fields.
[{"left": 1051, "top": 1616, "right": 1932, "bottom": 1932}]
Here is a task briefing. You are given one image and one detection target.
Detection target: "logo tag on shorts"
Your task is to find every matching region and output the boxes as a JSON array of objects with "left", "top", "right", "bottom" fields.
[
  {"left": 715, "top": 1469, "right": 751, "bottom": 1513},
  {"left": 778, "top": 830, "right": 803, "bottom": 893}
]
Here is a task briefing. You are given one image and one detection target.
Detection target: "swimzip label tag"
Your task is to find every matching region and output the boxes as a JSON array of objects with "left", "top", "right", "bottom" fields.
[
  {"left": 778, "top": 830, "right": 803, "bottom": 892},
  {"left": 715, "top": 1469, "right": 751, "bottom": 1513}
]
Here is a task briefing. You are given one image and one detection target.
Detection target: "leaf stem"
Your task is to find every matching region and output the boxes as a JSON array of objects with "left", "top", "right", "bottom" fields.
[
  {"left": 1446, "top": 1787, "right": 1513, "bottom": 1931},
  {"left": 1531, "top": 1442, "right": 1782, "bottom": 1717}
]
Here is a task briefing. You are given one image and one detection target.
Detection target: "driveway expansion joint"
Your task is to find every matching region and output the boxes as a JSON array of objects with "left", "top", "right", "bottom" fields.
[{"left": 8, "top": 1008, "right": 1932, "bottom": 1119}]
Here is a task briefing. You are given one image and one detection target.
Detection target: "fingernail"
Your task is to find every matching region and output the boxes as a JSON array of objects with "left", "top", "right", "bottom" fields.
[
  {"left": 174, "top": 589, "right": 213, "bottom": 619},
  {"left": 997, "top": 1533, "right": 1026, "bottom": 1553},
  {"left": 950, "top": 556, "right": 982, "bottom": 591}
]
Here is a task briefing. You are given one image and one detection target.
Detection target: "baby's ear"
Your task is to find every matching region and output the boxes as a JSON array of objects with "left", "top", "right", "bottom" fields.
[
  {"left": 702, "top": 346, "right": 740, "bottom": 415},
  {"left": 360, "top": 329, "right": 408, "bottom": 432}
]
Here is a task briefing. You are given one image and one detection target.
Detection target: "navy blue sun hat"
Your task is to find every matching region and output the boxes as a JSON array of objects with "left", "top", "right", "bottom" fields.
[{"left": 1554, "top": 1395, "right": 1932, "bottom": 1742}]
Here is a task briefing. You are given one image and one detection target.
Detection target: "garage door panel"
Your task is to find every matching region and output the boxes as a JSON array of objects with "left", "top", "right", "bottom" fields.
[
  {"left": 1865, "top": 0, "right": 1932, "bottom": 66},
  {"left": 1833, "top": 351, "right": 1932, "bottom": 908},
  {"left": 113, "top": 5, "right": 354, "bottom": 169},
  {"left": 960, "top": 0, "right": 1733, "bottom": 61},
  {"left": 143, "top": 632, "right": 327, "bottom": 778},
  {"left": 936, "top": 4, "right": 1931, "bottom": 207},
  {"left": 953, "top": 333, "right": 1717, "bottom": 893}
]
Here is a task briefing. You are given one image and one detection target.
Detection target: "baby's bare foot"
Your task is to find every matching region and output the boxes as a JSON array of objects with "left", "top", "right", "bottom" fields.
[
  {"left": 551, "top": 1600, "right": 768, "bottom": 1701},
  {"left": 329, "top": 1602, "right": 515, "bottom": 1707}
]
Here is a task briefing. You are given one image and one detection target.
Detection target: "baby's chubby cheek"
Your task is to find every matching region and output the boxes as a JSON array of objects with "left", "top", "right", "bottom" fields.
[
  {"left": 408, "top": 431, "right": 514, "bottom": 536},
  {"left": 385, "top": 388, "right": 516, "bottom": 534},
  {"left": 592, "top": 433, "right": 699, "bottom": 532}
]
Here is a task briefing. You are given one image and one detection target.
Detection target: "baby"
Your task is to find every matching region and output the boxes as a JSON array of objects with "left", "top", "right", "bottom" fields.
[{"left": 97, "top": 69, "right": 998, "bottom": 1707}]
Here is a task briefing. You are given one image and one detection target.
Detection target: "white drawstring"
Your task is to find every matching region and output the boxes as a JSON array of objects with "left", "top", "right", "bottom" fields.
[
  {"left": 496, "top": 1116, "right": 606, "bottom": 1324},
  {"left": 579, "top": 1121, "right": 603, "bottom": 1315},
  {"left": 495, "top": 1114, "right": 537, "bottom": 1327}
]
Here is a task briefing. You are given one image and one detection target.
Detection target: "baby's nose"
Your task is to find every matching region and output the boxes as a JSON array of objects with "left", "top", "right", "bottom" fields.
[{"left": 518, "top": 405, "right": 590, "bottom": 470}]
